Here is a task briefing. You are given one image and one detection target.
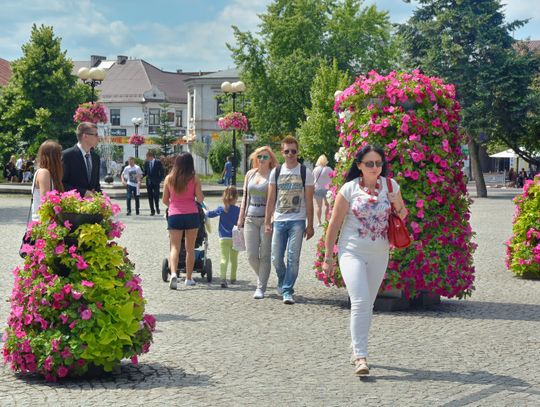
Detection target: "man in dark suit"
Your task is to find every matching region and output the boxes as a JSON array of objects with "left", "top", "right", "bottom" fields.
[
  {"left": 62, "top": 122, "right": 102, "bottom": 197},
  {"left": 143, "top": 151, "right": 164, "bottom": 215}
]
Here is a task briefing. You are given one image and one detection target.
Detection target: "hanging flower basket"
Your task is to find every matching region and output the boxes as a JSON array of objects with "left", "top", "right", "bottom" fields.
[
  {"left": 4, "top": 190, "right": 155, "bottom": 381},
  {"left": 217, "top": 112, "right": 249, "bottom": 132},
  {"left": 73, "top": 102, "right": 108, "bottom": 124},
  {"left": 129, "top": 134, "right": 145, "bottom": 145}
]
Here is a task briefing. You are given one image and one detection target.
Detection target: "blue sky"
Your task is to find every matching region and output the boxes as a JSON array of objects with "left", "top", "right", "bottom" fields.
[{"left": 0, "top": 0, "right": 538, "bottom": 72}]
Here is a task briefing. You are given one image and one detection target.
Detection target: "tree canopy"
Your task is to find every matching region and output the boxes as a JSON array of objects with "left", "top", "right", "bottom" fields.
[
  {"left": 0, "top": 24, "right": 90, "bottom": 158},
  {"left": 228, "top": 0, "right": 400, "bottom": 146}
]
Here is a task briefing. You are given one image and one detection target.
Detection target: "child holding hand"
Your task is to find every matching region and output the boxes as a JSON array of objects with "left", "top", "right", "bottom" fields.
[{"left": 207, "top": 186, "right": 240, "bottom": 288}]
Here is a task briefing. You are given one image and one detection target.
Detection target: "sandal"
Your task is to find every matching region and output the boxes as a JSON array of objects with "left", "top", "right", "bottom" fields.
[{"left": 354, "top": 359, "right": 369, "bottom": 376}]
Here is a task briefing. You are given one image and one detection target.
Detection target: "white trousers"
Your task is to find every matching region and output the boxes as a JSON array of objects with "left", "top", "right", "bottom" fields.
[{"left": 339, "top": 248, "right": 389, "bottom": 358}]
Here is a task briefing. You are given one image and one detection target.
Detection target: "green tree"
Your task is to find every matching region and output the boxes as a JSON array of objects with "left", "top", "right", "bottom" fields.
[
  {"left": 0, "top": 24, "right": 90, "bottom": 156},
  {"left": 399, "top": 0, "right": 540, "bottom": 196},
  {"left": 228, "top": 0, "right": 399, "bottom": 145},
  {"left": 208, "top": 133, "right": 242, "bottom": 174},
  {"left": 155, "top": 103, "right": 176, "bottom": 156},
  {"left": 297, "top": 60, "right": 350, "bottom": 166}
]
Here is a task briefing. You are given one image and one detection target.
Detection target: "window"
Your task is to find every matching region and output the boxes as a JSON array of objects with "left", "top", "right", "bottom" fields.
[
  {"left": 149, "top": 108, "right": 160, "bottom": 134},
  {"left": 167, "top": 111, "right": 175, "bottom": 123},
  {"left": 216, "top": 99, "right": 224, "bottom": 116},
  {"left": 175, "top": 110, "right": 183, "bottom": 127},
  {"left": 189, "top": 93, "right": 194, "bottom": 118},
  {"left": 110, "top": 109, "right": 120, "bottom": 126}
]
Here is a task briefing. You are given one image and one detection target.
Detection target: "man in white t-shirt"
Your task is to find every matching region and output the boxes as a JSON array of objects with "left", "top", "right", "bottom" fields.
[
  {"left": 121, "top": 157, "right": 143, "bottom": 215},
  {"left": 265, "top": 136, "right": 314, "bottom": 304}
]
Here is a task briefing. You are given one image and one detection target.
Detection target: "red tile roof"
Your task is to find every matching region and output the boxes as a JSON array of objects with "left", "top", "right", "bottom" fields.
[{"left": 0, "top": 58, "right": 12, "bottom": 86}]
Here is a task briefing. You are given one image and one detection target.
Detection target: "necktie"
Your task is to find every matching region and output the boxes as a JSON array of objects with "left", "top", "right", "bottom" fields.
[
  {"left": 150, "top": 161, "right": 154, "bottom": 173},
  {"left": 85, "top": 153, "right": 92, "bottom": 181}
]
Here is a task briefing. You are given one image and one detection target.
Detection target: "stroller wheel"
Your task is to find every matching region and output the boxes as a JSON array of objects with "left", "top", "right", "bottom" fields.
[
  {"left": 204, "top": 259, "right": 213, "bottom": 282},
  {"left": 161, "top": 258, "right": 170, "bottom": 282}
]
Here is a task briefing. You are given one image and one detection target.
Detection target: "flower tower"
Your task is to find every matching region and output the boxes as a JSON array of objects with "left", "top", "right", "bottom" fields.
[
  {"left": 314, "top": 70, "right": 476, "bottom": 299},
  {"left": 3, "top": 191, "right": 155, "bottom": 381},
  {"left": 505, "top": 175, "right": 540, "bottom": 278}
]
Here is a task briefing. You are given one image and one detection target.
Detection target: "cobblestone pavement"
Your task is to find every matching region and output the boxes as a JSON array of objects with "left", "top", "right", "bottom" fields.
[{"left": 0, "top": 191, "right": 539, "bottom": 407}]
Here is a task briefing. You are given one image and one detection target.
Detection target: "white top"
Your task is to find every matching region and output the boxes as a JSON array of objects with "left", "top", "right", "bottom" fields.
[
  {"left": 122, "top": 165, "right": 143, "bottom": 187},
  {"left": 337, "top": 176, "right": 400, "bottom": 252},
  {"left": 313, "top": 166, "right": 333, "bottom": 190},
  {"left": 269, "top": 163, "right": 314, "bottom": 222},
  {"left": 31, "top": 169, "right": 53, "bottom": 221},
  {"left": 16, "top": 158, "right": 24, "bottom": 170}
]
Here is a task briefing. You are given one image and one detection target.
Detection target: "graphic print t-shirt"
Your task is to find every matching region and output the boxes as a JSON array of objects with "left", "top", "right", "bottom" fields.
[
  {"left": 269, "top": 164, "right": 314, "bottom": 222},
  {"left": 122, "top": 165, "right": 143, "bottom": 187},
  {"left": 337, "top": 176, "right": 400, "bottom": 251}
]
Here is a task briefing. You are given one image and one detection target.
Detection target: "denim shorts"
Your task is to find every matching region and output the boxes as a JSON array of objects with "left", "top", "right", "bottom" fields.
[
  {"left": 167, "top": 213, "right": 200, "bottom": 230},
  {"left": 314, "top": 188, "right": 328, "bottom": 199}
]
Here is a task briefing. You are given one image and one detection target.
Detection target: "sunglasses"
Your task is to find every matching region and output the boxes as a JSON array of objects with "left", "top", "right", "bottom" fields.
[
  {"left": 257, "top": 154, "right": 269, "bottom": 160},
  {"left": 361, "top": 160, "right": 383, "bottom": 168},
  {"left": 283, "top": 149, "right": 297, "bottom": 155}
]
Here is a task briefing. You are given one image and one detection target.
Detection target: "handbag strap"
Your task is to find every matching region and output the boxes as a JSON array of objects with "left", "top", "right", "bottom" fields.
[{"left": 385, "top": 177, "right": 397, "bottom": 212}]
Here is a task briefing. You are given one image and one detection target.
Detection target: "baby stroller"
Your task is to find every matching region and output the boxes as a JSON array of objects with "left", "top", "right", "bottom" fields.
[{"left": 161, "top": 203, "right": 213, "bottom": 283}]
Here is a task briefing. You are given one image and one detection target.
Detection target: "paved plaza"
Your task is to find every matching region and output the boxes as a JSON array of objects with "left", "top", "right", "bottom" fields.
[{"left": 0, "top": 189, "right": 539, "bottom": 406}]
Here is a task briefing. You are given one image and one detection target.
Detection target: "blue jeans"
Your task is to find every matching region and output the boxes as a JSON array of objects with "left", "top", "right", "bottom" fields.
[
  {"left": 271, "top": 220, "right": 306, "bottom": 295},
  {"left": 126, "top": 185, "right": 140, "bottom": 213}
]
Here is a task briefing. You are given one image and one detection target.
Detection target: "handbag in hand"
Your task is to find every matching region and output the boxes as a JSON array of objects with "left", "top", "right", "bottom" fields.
[
  {"left": 232, "top": 226, "right": 246, "bottom": 251},
  {"left": 386, "top": 178, "right": 412, "bottom": 249}
]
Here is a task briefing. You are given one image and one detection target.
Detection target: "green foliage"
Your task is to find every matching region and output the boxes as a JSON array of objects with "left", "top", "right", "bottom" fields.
[
  {"left": 155, "top": 103, "right": 176, "bottom": 156},
  {"left": 399, "top": 0, "right": 540, "bottom": 165},
  {"left": 0, "top": 24, "right": 91, "bottom": 154},
  {"left": 297, "top": 60, "right": 350, "bottom": 166},
  {"left": 208, "top": 133, "right": 242, "bottom": 174},
  {"left": 505, "top": 175, "right": 540, "bottom": 278},
  {"left": 228, "top": 0, "right": 400, "bottom": 145}
]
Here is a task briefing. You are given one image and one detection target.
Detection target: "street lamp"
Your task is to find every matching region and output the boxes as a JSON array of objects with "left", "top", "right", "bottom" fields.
[
  {"left": 77, "top": 67, "right": 106, "bottom": 103},
  {"left": 220, "top": 80, "right": 246, "bottom": 186},
  {"left": 132, "top": 117, "right": 143, "bottom": 158}
]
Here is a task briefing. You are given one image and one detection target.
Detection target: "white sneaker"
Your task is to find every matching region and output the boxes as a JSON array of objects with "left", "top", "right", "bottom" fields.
[
  {"left": 184, "top": 279, "right": 196, "bottom": 286},
  {"left": 253, "top": 289, "right": 264, "bottom": 299},
  {"left": 169, "top": 274, "right": 178, "bottom": 290}
]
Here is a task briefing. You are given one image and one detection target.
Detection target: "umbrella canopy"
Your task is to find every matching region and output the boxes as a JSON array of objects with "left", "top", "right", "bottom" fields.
[{"left": 489, "top": 149, "right": 517, "bottom": 158}]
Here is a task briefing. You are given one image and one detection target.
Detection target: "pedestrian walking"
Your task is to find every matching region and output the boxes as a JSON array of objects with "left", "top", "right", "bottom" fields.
[
  {"left": 237, "top": 146, "right": 278, "bottom": 299},
  {"left": 312, "top": 154, "right": 333, "bottom": 226},
  {"left": 62, "top": 122, "right": 102, "bottom": 197},
  {"left": 221, "top": 156, "right": 233, "bottom": 186},
  {"left": 4, "top": 155, "right": 17, "bottom": 182},
  {"left": 322, "top": 144, "right": 408, "bottom": 376},
  {"left": 265, "top": 135, "right": 315, "bottom": 305},
  {"left": 143, "top": 151, "right": 164, "bottom": 216},
  {"left": 121, "top": 157, "right": 143, "bottom": 216},
  {"left": 162, "top": 152, "right": 204, "bottom": 289},
  {"left": 206, "top": 186, "right": 240, "bottom": 288},
  {"left": 15, "top": 155, "right": 24, "bottom": 183}
]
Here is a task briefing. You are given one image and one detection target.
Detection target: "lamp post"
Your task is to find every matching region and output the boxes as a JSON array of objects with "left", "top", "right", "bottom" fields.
[
  {"left": 131, "top": 117, "right": 143, "bottom": 158},
  {"left": 77, "top": 67, "right": 106, "bottom": 103},
  {"left": 220, "top": 80, "right": 246, "bottom": 186}
]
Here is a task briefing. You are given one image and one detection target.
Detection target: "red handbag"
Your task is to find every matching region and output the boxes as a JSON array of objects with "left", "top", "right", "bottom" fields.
[{"left": 386, "top": 178, "right": 412, "bottom": 249}]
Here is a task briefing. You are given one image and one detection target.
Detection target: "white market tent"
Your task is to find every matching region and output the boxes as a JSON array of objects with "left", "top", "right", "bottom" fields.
[{"left": 489, "top": 149, "right": 518, "bottom": 158}]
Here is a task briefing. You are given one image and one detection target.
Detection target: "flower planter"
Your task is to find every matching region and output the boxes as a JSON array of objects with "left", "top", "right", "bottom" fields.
[{"left": 58, "top": 212, "right": 103, "bottom": 230}]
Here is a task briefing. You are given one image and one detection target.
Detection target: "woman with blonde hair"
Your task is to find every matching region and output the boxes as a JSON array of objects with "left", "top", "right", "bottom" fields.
[
  {"left": 32, "top": 140, "right": 64, "bottom": 220},
  {"left": 162, "top": 152, "right": 204, "bottom": 289},
  {"left": 237, "top": 146, "right": 278, "bottom": 299},
  {"left": 313, "top": 154, "right": 333, "bottom": 226}
]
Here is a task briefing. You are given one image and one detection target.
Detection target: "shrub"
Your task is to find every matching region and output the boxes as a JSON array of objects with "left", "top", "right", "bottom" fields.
[
  {"left": 505, "top": 175, "right": 540, "bottom": 278},
  {"left": 314, "top": 70, "right": 476, "bottom": 299},
  {"left": 208, "top": 133, "right": 242, "bottom": 174}
]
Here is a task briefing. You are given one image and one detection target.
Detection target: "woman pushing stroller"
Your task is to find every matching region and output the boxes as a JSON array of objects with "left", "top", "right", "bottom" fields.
[{"left": 162, "top": 152, "right": 205, "bottom": 289}]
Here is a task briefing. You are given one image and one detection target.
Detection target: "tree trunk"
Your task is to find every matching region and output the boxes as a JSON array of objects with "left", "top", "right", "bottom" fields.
[{"left": 468, "top": 138, "right": 487, "bottom": 197}]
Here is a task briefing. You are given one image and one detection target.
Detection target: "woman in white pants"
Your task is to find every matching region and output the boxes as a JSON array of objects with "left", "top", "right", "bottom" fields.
[
  {"left": 323, "top": 144, "right": 407, "bottom": 376},
  {"left": 237, "top": 146, "right": 278, "bottom": 299}
]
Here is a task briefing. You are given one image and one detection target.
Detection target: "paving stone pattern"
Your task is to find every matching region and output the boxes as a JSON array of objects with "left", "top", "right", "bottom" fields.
[{"left": 0, "top": 190, "right": 538, "bottom": 406}]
